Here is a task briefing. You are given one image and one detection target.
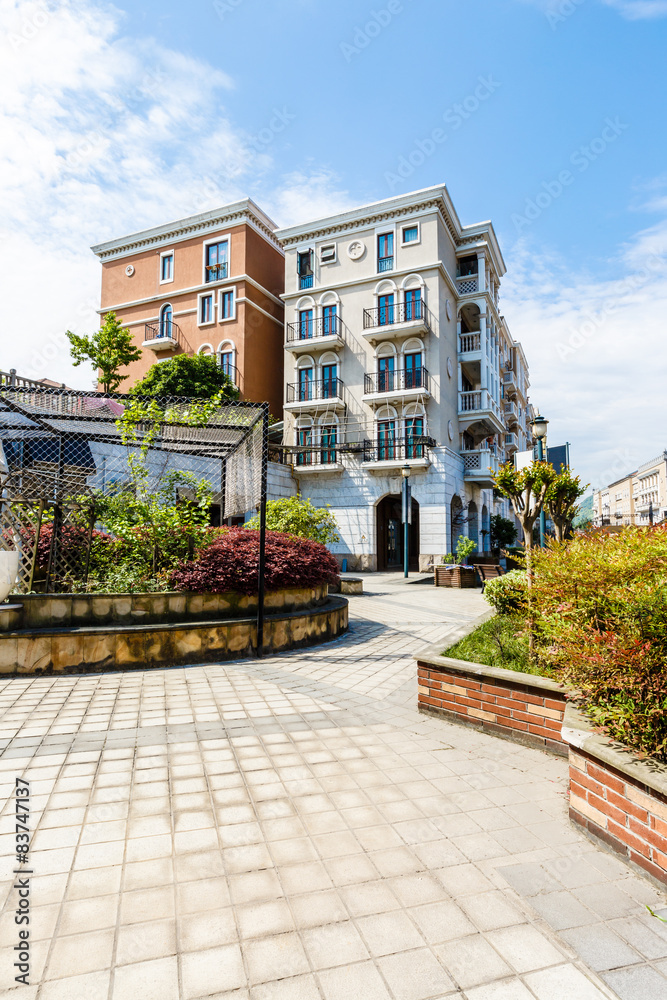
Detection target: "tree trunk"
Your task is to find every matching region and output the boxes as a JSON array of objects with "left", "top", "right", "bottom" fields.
[{"left": 524, "top": 526, "right": 536, "bottom": 660}]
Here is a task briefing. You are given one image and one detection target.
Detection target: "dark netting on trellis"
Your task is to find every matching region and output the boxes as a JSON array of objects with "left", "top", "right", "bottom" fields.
[{"left": 0, "top": 386, "right": 268, "bottom": 593}]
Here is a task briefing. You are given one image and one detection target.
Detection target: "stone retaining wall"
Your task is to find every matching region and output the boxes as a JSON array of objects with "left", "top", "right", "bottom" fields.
[
  {"left": 12, "top": 584, "right": 328, "bottom": 631},
  {"left": 416, "top": 648, "right": 568, "bottom": 756},
  {"left": 0, "top": 598, "right": 348, "bottom": 674},
  {"left": 563, "top": 704, "right": 667, "bottom": 887}
]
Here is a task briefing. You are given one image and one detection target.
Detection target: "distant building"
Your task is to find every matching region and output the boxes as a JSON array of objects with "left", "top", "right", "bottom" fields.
[
  {"left": 594, "top": 451, "right": 667, "bottom": 526},
  {"left": 91, "top": 200, "right": 285, "bottom": 416}
]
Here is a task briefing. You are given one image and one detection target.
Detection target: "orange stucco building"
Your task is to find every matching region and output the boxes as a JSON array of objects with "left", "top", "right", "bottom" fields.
[{"left": 91, "top": 199, "right": 285, "bottom": 415}]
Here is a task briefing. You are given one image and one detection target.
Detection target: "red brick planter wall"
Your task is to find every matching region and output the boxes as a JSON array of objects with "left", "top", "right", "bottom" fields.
[
  {"left": 416, "top": 651, "right": 567, "bottom": 756},
  {"left": 563, "top": 705, "right": 667, "bottom": 887}
]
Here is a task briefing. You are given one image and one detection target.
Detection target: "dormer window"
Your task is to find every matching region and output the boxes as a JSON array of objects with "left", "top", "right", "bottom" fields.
[
  {"left": 402, "top": 225, "right": 419, "bottom": 245},
  {"left": 298, "top": 250, "right": 313, "bottom": 289}
]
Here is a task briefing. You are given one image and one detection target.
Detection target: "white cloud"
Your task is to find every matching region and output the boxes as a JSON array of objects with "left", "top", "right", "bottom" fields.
[
  {"left": 501, "top": 218, "right": 667, "bottom": 488},
  {"left": 516, "top": 0, "right": 667, "bottom": 18},
  {"left": 0, "top": 0, "right": 350, "bottom": 387}
]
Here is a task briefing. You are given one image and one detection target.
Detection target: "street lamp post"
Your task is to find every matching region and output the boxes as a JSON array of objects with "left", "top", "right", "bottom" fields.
[
  {"left": 401, "top": 463, "right": 411, "bottom": 578},
  {"left": 531, "top": 413, "right": 549, "bottom": 547}
]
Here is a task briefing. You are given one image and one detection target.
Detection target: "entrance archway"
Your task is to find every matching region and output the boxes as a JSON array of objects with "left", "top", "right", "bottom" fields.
[
  {"left": 376, "top": 495, "right": 420, "bottom": 571},
  {"left": 450, "top": 495, "right": 464, "bottom": 555}
]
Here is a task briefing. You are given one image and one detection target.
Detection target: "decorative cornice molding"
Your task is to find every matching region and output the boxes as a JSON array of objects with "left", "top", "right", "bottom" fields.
[{"left": 91, "top": 200, "right": 283, "bottom": 261}]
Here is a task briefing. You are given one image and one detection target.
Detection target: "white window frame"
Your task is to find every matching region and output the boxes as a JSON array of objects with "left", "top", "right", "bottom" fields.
[
  {"left": 318, "top": 242, "right": 337, "bottom": 265},
  {"left": 197, "top": 291, "right": 215, "bottom": 327},
  {"left": 218, "top": 285, "right": 237, "bottom": 323},
  {"left": 202, "top": 234, "right": 231, "bottom": 284},
  {"left": 159, "top": 250, "right": 175, "bottom": 284},
  {"left": 401, "top": 221, "right": 421, "bottom": 247}
]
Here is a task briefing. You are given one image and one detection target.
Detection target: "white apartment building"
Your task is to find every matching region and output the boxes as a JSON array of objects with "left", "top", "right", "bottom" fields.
[
  {"left": 275, "top": 186, "right": 533, "bottom": 572},
  {"left": 594, "top": 451, "right": 667, "bottom": 527}
]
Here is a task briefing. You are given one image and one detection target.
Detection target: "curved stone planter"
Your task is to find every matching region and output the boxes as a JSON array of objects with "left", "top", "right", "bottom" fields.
[
  {"left": 563, "top": 703, "right": 667, "bottom": 887},
  {"left": 0, "top": 584, "right": 347, "bottom": 674},
  {"left": 10, "top": 584, "right": 329, "bottom": 631}
]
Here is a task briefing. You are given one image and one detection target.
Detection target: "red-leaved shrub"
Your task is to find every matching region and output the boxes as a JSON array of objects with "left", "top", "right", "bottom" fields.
[{"left": 169, "top": 528, "right": 340, "bottom": 595}]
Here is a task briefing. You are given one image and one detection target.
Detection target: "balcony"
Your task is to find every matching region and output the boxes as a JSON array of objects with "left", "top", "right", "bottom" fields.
[
  {"left": 285, "top": 316, "right": 344, "bottom": 353},
  {"left": 363, "top": 368, "right": 430, "bottom": 405},
  {"left": 503, "top": 368, "right": 517, "bottom": 395},
  {"left": 143, "top": 321, "right": 182, "bottom": 352},
  {"left": 362, "top": 301, "right": 432, "bottom": 344},
  {"left": 378, "top": 256, "right": 394, "bottom": 273},
  {"left": 293, "top": 448, "right": 343, "bottom": 474},
  {"left": 504, "top": 400, "right": 519, "bottom": 426},
  {"left": 456, "top": 274, "right": 479, "bottom": 295},
  {"left": 361, "top": 437, "right": 433, "bottom": 472},
  {"left": 205, "top": 263, "right": 228, "bottom": 283},
  {"left": 462, "top": 448, "right": 500, "bottom": 488},
  {"left": 458, "top": 332, "right": 481, "bottom": 359},
  {"left": 458, "top": 389, "right": 505, "bottom": 435},
  {"left": 504, "top": 432, "right": 518, "bottom": 453},
  {"left": 284, "top": 378, "right": 345, "bottom": 413},
  {"left": 299, "top": 274, "right": 314, "bottom": 290}
]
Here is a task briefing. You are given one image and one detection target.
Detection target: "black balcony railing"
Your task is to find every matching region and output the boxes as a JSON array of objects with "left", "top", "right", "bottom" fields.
[
  {"left": 377, "top": 256, "right": 394, "bottom": 273},
  {"left": 144, "top": 320, "right": 182, "bottom": 345},
  {"left": 363, "top": 437, "right": 433, "bottom": 463},
  {"left": 364, "top": 368, "right": 429, "bottom": 395},
  {"left": 205, "top": 263, "right": 228, "bottom": 282},
  {"left": 299, "top": 273, "right": 314, "bottom": 289},
  {"left": 363, "top": 300, "right": 431, "bottom": 331},
  {"left": 286, "top": 377, "right": 344, "bottom": 403},
  {"left": 294, "top": 447, "right": 340, "bottom": 468},
  {"left": 286, "top": 315, "right": 341, "bottom": 343}
]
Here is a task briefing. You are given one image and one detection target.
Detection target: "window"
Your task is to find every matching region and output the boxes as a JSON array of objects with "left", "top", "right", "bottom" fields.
[
  {"left": 402, "top": 225, "right": 419, "bottom": 245},
  {"left": 159, "top": 303, "right": 173, "bottom": 339},
  {"left": 299, "top": 309, "right": 313, "bottom": 340},
  {"left": 377, "top": 233, "right": 394, "bottom": 272},
  {"left": 406, "top": 416, "right": 424, "bottom": 458},
  {"left": 220, "top": 351, "right": 235, "bottom": 382},
  {"left": 205, "top": 241, "right": 228, "bottom": 282},
  {"left": 199, "top": 294, "right": 213, "bottom": 325},
  {"left": 319, "top": 244, "right": 336, "bottom": 264},
  {"left": 220, "top": 289, "right": 235, "bottom": 320},
  {"left": 378, "top": 419, "right": 396, "bottom": 460},
  {"left": 298, "top": 366, "right": 313, "bottom": 401},
  {"left": 160, "top": 252, "right": 174, "bottom": 283},
  {"left": 404, "top": 288, "right": 422, "bottom": 321},
  {"left": 377, "top": 355, "right": 395, "bottom": 393},
  {"left": 322, "top": 363, "right": 338, "bottom": 399},
  {"left": 321, "top": 424, "right": 337, "bottom": 464},
  {"left": 404, "top": 351, "right": 423, "bottom": 389},
  {"left": 298, "top": 250, "right": 313, "bottom": 289},
  {"left": 297, "top": 426, "right": 313, "bottom": 466},
  {"left": 322, "top": 305, "right": 337, "bottom": 335},
  {"left": 378, "top": 293, "right": 395, "bottom": 326}
]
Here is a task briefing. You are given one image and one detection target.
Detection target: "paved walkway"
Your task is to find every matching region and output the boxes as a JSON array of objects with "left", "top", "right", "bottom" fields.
[{"left": 0, "top": 574, "right": 666, "bottom": 1000}]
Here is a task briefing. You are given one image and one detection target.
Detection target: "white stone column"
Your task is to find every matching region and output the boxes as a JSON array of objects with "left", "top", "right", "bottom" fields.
[{"left": 477, "top": 253, "right": 486, "bottom": 293}]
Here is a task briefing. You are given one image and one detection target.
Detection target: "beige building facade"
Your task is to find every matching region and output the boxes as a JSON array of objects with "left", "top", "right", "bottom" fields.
[{"left": 594, "top": 450, "right": 667, "bottom": 526}]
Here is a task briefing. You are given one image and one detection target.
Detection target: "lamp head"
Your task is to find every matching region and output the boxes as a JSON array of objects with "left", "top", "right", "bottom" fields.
[
  {"left": 401, "top": 463, "right": 411, "bottom": 479},
  {"left": 531, "top": 413, "right": 549, "bottom": 441}
]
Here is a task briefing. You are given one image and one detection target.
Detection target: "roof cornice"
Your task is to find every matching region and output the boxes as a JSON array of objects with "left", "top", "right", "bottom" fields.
[{"left": 91, "top": 199, "right": 283, "bottom": 261}]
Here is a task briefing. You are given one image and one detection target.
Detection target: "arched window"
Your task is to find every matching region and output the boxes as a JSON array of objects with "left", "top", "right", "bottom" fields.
[
  {"left": 376, "top": 342, "right": 397, "bottom": 392},
  {"left": 197, "top": 343, "right": 214, "bottom": 356},
  {"left": 402, "top": 338, "right": 424, "bottom": 389},
  {"left": 296, "top": 416, "right": 314, "bottom": 467},
  {"left": 402, "top": 274, "right": 425, "bottom": 322},
  {"left": 375, "top": 404, "right": 398, "bottom": 461},
  {"left": 403, "top": 402, "right": 426, "bottom": 459},
  {"left": 159, "top": 303, "right": 173, "bottom": 339},
  {"left": 450, "top": 495, "right": 464, "bottom": 555},
  {"left": 217, "top": 340, "right": 236, "bottom": 384},
  {"left": 468, "top": 501, "right": 479, "bottom": 552},
  {"left": 374, "top": 280, "right": 398, "bottom": 327}
]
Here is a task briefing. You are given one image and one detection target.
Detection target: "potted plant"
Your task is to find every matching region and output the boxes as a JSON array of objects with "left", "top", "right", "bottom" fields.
[{"left": 435, "top": 536, "right": 478, "bottom": 588}]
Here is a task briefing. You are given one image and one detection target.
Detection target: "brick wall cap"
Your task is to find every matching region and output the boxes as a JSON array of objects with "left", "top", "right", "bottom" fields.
[
  {"left": 415, "top": 644, "right": 565, "bottom": 696},
  {"left": 562, "top": 703, "right": 667, "bottom": 799}
]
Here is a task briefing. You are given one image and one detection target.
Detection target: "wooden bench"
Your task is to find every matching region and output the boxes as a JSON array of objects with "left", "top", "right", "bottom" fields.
[{"left": 473, "top": 563, "right": 504, "bottom": 592}]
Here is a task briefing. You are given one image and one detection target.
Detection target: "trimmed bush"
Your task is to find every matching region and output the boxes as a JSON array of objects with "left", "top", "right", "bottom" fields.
[
  {"left": 169, "top": 528, "right": 340, "bottom": 595},
  {"left": 484, "top": 570, "right": 528, "bottom": 615}
]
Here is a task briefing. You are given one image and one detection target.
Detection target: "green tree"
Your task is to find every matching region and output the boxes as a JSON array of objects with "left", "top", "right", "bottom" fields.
[
  {"left": 490, "top": 514, "right": 518, "bottom": 551},
  {"left": 130, "top": 353, "right": 239, "bottom": 400},
  {"left": 66, "top": 312, "right": 141, "bottom": 393},
  {"left": 246, "top": 495, "right": 339, "bottom": 545},
  {"left": 546, "top": 468, "right": 588, "bottom": 542}
]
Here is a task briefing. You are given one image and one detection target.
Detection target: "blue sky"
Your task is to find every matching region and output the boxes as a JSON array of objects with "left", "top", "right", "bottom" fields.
[{"left": 2, "top": 0, "right": 666, "bottom": 488}]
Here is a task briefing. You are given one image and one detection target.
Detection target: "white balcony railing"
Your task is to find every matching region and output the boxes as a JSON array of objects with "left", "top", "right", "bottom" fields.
[
  {"left": 456, "top": 275, "right": 478, "bottom": 295},
  {"left": 459, "top": 333, "right": 481, "bottom": 354},
  {"left": 462, "top": 449, "right": 500, "bottom": 477}
]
